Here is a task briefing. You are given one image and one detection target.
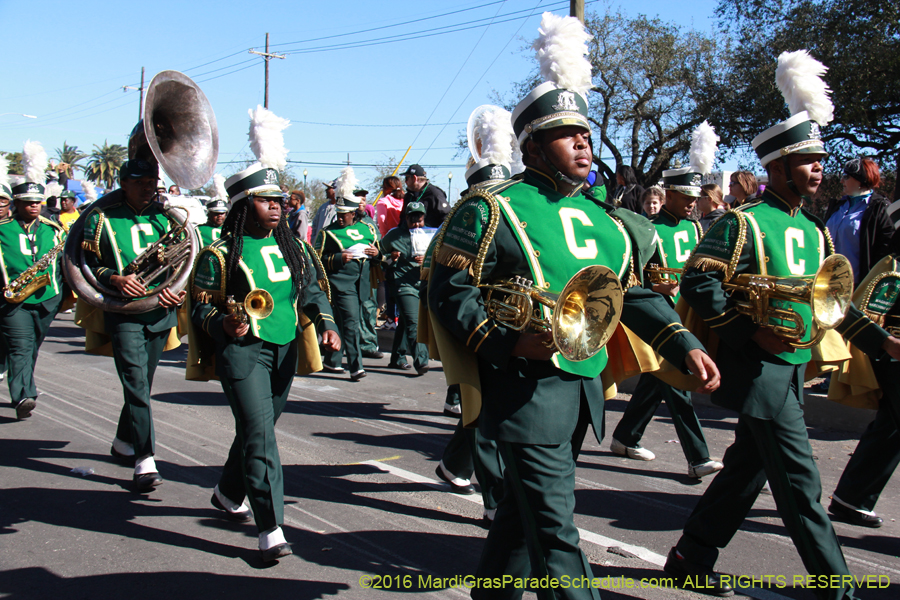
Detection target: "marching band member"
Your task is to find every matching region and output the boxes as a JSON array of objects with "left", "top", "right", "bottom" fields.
[
  {"left": 664, "top": 51, "right": 900, "bottom": 599},
  {"left": 196, "top": 174, "right": 228, "bottom": 248},
  {"left": 826, "top": 255, "right": 900, "bottom": 527},
  {"left": 80, "top": 158, "right": 185, "bottom": 492},
  {"left": 429, "top": 15, "right": 719, "bottom": 599},
  {"left": 315, "top": 167, "right": 380, "bottom": 382},
  {"left": 0, "top": 142, "right": 65, "bottom": 419},
  {"left": 189, "top": 106, "right": 339, "bottom": 562},
  {"left": 612, "top": 123, "right": 724, "bottom": 479}
]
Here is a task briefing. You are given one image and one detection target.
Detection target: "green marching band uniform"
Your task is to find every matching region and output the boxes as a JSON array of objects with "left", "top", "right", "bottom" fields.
[
  {"left": 187, "top": 159, "right": 338, "bottom": 561},
  {"left": 666, "top": 54, "right": 893, "bottom": 598},
  {"left": 196, "top": 198, "right": 227, "bottom": 248},
  {"left": 428, "top": 23, "right": 710, "bottom": 592},
  {"left": 356, "top": 204, "right": 383, "bottom": 357},
  {"left": 0, "top": 175, "right": 65, "bottom": 419},
  {"left": 612, "top": 173, "right": 721, "bottom": 476},
  {"left": 315, "top": 187, "right": 380, "bottom": 380},
  {"left": 380, "top": 200, "right": 430, "bottom": 372},
  {"left": 427, "top": 149, "right": 511, "bottom": 518},
  {"left": 79, "top": 160, "right": 184, "bottom": 491},
  {"left": 826, "top": 254, "right": 900, "bottom": 527}
]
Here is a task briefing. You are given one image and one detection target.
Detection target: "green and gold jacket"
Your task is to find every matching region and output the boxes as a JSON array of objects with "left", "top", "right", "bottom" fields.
[
  {"left": 196, "top": 224, "right": 221, "bottom": 248},
  {"left": 428, "top": 168, "right": 703, "bottom": 444},
  {"left": 189, "top": 232, "right": 337, "bottom": 380},
  {"left": 682, "top": 189, "right": 889, "bottom": 418},
  {"left": 0, "top": 215, "right": 65, "bottom": 308},
  {"left": 314, "top": 219, "right": 380, "bottom": 301},
  {"left": 649, "top": 206, "right": 702, "bottom": 306}
]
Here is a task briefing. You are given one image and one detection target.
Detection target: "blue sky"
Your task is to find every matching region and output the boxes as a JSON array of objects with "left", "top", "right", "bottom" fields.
[{"left": 0, "top": 0, "right": 721, "bottom": 200}]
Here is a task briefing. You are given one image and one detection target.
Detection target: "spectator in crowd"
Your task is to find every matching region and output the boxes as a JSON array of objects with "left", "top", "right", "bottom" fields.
[
  {"left": 611, "top": 165, "right": 645, "bottom": 213},
  {"left": 354, "top": 189, "right": 375, "bottom": 220},
  {"left": 286, "top": 189, "right": 310, "bottom": 242},
  {"left": 825, "top": 157, "right": 892, "bottom": 286},
  {"left": 727, "top": 170, "right": 757, "bottom": 207},
  {"left": 310, "top": 179, "right": 338, "bottom": 242},
  {"left": 168, "top": 185, "right": 181, "bottom": 196},
  {"left": 58, "top": 191, "right": 79, "bottom": 230},
  {"left": 641, "top": 186, "right": 664, "bottom": 218},
  {"left": 698, "top": 183, "right": 726, "bottom": 232},
  {"left": 376, "top": 176, "right": 405, "bottom": 237},
  {"left": 402, "top": 164, "right": 449, "bottom": 227}
]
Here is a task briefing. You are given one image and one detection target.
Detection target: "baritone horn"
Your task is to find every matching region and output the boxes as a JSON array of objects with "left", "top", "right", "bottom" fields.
[
  {"left": 722, "top": 253, "right": 853, "bottom": 349},
  {"left": 226, "top": 289, "right": 274, "bottom": 324},
  {"left": 481, "top": 265, "right": 624, "bottom": 362}
]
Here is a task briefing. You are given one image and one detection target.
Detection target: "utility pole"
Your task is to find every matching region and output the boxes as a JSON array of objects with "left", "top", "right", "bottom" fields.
[
  {"left": 122, "top": 67, "right": 145, "bottom": 121},
  {"left": 249, "top": 33, "right": 286, "bottom": 109},
  {"left": 570, "top": 0, "right": 584, "bottom": 22}
]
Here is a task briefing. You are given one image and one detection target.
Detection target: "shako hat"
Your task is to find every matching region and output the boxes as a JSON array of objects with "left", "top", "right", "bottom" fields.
[
  {"left": 225, "top": 106, "right": 290, "bottom": 203},
  {"left": 12, "top": 140, "right": 48, "bottom": 202},
  {"left": 751, "top": 50, "right": 833, "bottom": 166},
  {"left": 0, "top": 153, "right": 12, "bottom": 200},
  {"left": 511, "top": 13, "right": 593, "bottom": 147},
  {"left": 464, "top": 105, "right": 521, "bottom": 188},
  {"left": 662, "top": 121, "right": 719, "bottom": 198},
  {"left": 334, "top": 166, "right": 359, "bottom": 213},
  {"left": 206, "top": 198, "right": 228, "bottom": 213}
]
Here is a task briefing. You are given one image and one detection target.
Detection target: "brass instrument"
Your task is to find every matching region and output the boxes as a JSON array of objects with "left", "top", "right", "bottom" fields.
[
  {"left": 646, "top": 263, "right": 682, "bottom": 286},
  {"left": 722, "top": 253, "right": 853, "bottom": 349},
  {"left": 62, "top": 70, "right": 217, "bottom": 314},
  {"left": 4, "top": 239, "right": 66, "bottom": 303},
  {"left": 481, "top": 265, "right": 624, "bottom": 362},
  {"left": 225, "top": 289, "right": 274, "bottom": 324}
]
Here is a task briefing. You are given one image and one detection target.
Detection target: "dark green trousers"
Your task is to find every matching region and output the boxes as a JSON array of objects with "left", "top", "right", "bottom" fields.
[
  {"left": 833, "top": 360, "right": 900, "bottom": 512},
  {"left": 0, "top": 332, "right": 8, "bottom": 377},
  {"left": 613, "top": 372, "right": 710, "bottom": 464},
  {"left": 111, "top": 326, "right": 168, "bottom": 458},
  {"left": 440, "top": 389, "right": 505, "bottom": 511},
  {"left": 472, "top": 438, "right": 600, "bottom": 600},
  {"left": 359, "top": 294, "right": 379, "bottom": 353},
  {"left": 390, "top": 293, "right": 428, "bottom": 370},
  {"left": 1, "top": 298, "right": 60, "bottom": 405},
  {"left": 324, "top": 286, "right": 362, "bottom": 373},
  {"left": 219, "top": 341, "right": 295, "bottom": 533},
  {"left": 676, "top": 372, "right": 857, "bottom": 600}
]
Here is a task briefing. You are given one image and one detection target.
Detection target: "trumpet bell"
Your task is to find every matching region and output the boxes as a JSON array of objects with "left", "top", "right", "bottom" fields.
[
  {"left": 245, "top": 289, "right": 274, "bottom": 320},
  {"left": 553, "top": 265, "right": 624, "bottom": 362},
  {"left": 810, "top": 253, "right": 853, "bottom": 330}
]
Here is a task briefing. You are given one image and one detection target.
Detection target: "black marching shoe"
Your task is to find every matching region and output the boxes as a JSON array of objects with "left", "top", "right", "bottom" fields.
[
  {"left": 387, "top": 361, "right": 412, "bottom": 370},
  {"left": 362, "top": 349, "right": 384, "bottom": 359},
  {"left": 133, "top": 472, "right": 164, "bottom": 493},
  {"left": 211, "top": 493, "right": 253, "bottom": 522},
  {"left": 664, "top": 547, "right": 734, "bottom": 597},
  {"left": 435, "top": 463, "right": 475, "bottom": 495},
  {"left": 260, "top": 543, "right": 292, "bottom": 563},
  {"left": 15, "top": 398, "right": 36, "bottom": 420},
  {"left": 829, "top": 500, "right": 883, "bottom": 528}
]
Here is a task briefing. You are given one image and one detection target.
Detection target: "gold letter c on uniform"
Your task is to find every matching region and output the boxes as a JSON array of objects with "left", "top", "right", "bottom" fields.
[{"left": 559, "top": 207, "right": 597, "bottom": 260}]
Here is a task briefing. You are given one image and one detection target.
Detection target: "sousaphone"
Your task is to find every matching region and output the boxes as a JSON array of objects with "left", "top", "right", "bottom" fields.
[{"left": 63, "top": 70, "right": 217, "bottom": 313}]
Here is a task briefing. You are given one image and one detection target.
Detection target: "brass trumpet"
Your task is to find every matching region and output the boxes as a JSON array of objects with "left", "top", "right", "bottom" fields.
[
  {"left": 722, "top": 254, "right": 853, "bottom": 349},
  {"left": 481, "top": 265, "right": 624, "bottom": 362},
  {"left": 646, "top": 263, "right": 682, "bottom": 286},
  {"left": 226, "top": 289, "right": 274, "bottom": 324}
]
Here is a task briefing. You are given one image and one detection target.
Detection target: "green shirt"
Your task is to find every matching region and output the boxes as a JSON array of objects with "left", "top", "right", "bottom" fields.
[
  {"left": 651, "top": 206, "right": 702, "bottom": 305},
  {"left": 196, "top": 224, "right": 221, "bottom": 248},
  {"left": 0, "top": 216, "right": 64, "bottom": 304}
]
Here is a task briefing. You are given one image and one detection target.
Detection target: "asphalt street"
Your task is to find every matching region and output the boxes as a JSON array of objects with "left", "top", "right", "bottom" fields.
[{"left": 1, "top": 314, "right": 898, "bottom": 600}]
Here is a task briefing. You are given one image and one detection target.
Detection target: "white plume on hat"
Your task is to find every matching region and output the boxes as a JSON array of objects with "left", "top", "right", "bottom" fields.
[
  {"left": 533, "top": 12, "right": 593, "bottom": 97},
  {"left": 22, "top": 140, "right": 48, "bottom": 185},
  {"left": 213, "top": 173, "right": 228, "bottom": 202},
  {"left": 689, "top": 121, "right": 719, "bottom": 175},
  {"left": 82, "top": 179, "right": 97, "bottom": 203},
  {"left": 0, "top": 154, "right": 10, "bottom": 189},
  {"left": 248, "top": 105, "right": 290, "bottom": 171},
  {"left": 476, "top": 107, "right": 517, "bottom": 169},
  {"left": 775, "top": 50, "right": 834, "bottom": 126},
  {"left": 45, "top": 181, "right": 63, "bottom": 198},
  {"left": 334, "top": 166, "right": 358, "bottom": 202}
]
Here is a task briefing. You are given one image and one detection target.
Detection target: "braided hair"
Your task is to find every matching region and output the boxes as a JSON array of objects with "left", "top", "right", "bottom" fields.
[{"left": 222, "top": 197, "right": 310, "bottom": 306}]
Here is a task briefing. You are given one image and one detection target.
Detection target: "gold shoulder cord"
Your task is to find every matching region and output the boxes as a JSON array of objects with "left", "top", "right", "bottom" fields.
[
  {"left": 432, "top": 188, "right": 501, "bottom": 287},
  {"left": 81, "top": 209, "right": 106, "bottom": 258},
  {"left": 608, "top": 214, "right": 640, "bottom": 289},
  {"left": 304, "top": 239, "right": 332, "bottom": 303},
  {"left": 191, "top": 244, "right": 227, "bottom": 304},
  {"left": 725, "top": 210, "right": 747, "bottom": 281}
]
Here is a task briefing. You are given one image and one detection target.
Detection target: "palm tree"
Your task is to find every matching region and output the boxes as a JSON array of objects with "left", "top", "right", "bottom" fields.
[
  {"left": 55, "top": 142, "right": 87, "bottom": 178},
  {"left": 84, "top": 141, "right": 127, "bottom": 190}
]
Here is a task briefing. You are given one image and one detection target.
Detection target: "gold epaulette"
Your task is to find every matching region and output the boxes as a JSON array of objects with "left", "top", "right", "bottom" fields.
[
  {"left": 190, "top": 242, "right": 227, "bottom": 304},
  {"left": 431, "top": 187, "right": 503, "bottom": 286}
]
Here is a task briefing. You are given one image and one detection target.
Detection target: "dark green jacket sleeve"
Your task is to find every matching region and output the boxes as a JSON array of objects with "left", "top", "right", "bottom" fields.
[
  {"left": 837, "top": 303, "right": 889, "bottom": 359},
  {"left": 190, "top": 248, "right": 229, "bottom": 344},
  {"left": 82, "top": 209, "right": 117, "bottom": 289},
  {"left": 681, "top": 213, "right": 759, "bottom": 351}
]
